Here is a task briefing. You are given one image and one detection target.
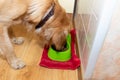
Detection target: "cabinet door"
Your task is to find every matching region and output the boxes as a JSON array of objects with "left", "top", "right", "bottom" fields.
[{"left": 74, "top": 0, "right": 117, "bottom": 79}]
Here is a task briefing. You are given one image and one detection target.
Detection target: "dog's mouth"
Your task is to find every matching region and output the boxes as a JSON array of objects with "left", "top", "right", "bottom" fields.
[{"left": 51, "top": 42, "right": 67, "bottom": 52}]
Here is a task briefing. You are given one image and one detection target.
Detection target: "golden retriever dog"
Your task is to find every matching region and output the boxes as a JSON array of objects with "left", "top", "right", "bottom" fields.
[{"left": 0, "top": 0, "right": 70, "bottom": 69}]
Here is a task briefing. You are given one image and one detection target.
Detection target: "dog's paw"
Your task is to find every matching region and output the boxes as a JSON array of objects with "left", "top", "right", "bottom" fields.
[
  {"left": 11, "top": 37, "right": 24, "bottom": 45},
  {"left": 10, "top": 59, "right": 26, "bottom": 69}
]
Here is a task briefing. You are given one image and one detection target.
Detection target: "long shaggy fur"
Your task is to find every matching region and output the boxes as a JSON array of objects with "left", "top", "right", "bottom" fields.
[{"left": 0, "top": 0, "right": 70, "bottom": 69}]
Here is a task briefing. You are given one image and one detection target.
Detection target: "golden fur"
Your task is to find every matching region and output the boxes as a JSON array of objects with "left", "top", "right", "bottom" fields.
[{"left": 0, "top": 0, "right": 70, "bottom": 69}]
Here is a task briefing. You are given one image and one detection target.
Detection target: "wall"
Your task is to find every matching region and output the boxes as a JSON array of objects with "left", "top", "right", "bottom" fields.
[
  {"left": 92, "top": 0, "right": 120, "bottom": 79},
  {"left": 78, "top": 0, "right": 104, "bottom": 14},
  {"left": 58, "top": 0, "right": 74, "bottom": 13}
]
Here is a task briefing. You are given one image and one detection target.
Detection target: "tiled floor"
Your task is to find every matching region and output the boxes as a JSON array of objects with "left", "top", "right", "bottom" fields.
[{"left": 92, "top": 1, "right": 120, "bottom": 79}]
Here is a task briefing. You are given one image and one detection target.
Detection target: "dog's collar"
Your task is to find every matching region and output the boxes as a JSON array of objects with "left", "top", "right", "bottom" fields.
[{"left": 35, "top": 3, "right": 55, "bottom": 29}]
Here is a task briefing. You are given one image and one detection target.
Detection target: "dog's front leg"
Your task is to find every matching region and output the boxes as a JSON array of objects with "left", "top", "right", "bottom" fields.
[
  {"left": 0, "top": 26, "right": 25, "bottom": 69},
  {"left": 9, "top": 27, "right": 25, "bottom": 45}
]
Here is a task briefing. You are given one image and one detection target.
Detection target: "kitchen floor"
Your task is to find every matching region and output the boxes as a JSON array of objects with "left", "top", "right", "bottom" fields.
[{"left": 0, "top": 14, "right": 80, "bottom": 80}]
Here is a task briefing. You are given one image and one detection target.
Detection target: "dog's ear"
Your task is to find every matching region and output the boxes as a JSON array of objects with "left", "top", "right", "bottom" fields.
[{"left": 51, "top": 29, "right": 68, "bottom": 50}]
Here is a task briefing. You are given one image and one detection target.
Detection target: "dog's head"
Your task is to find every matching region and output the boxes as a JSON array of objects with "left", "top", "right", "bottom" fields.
[{"left": 35, "top": 0, "right": 70, "bottom": 51}]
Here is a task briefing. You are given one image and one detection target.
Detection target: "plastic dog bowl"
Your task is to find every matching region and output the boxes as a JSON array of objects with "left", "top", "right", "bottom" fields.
[{"left": 48, "top": 34, "right": 71, "bottom": 62}]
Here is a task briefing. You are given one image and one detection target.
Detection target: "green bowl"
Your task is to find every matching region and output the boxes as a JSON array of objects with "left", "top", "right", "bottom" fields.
[{"left": 48, "top": 34, "right": 71, "bottom": 62}]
